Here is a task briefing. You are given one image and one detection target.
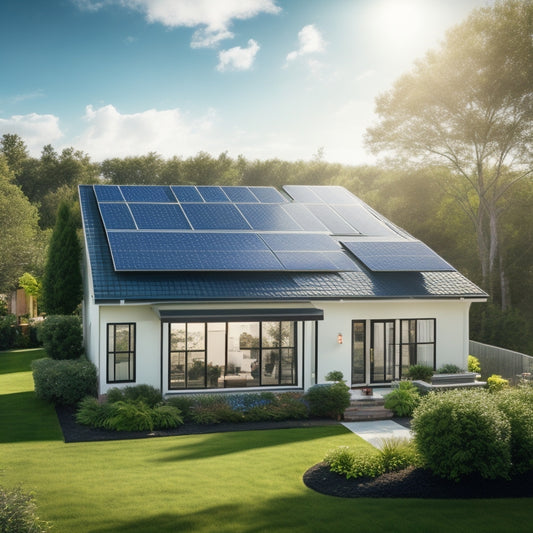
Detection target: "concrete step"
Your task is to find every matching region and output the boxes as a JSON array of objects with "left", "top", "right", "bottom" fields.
[
  {"left": 343, "top": 405, "right": 394, "bottom": 422},
  {"left": 350, "top": 397, "right": 386, "bottom": 407}
]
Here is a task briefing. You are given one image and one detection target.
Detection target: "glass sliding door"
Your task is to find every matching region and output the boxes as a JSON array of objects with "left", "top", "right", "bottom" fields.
[{"left": 371, "top": 320, "right": 395, "bottom": 383}]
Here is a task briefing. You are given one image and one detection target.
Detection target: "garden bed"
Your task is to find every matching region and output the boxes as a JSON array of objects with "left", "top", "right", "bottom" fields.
[
  {"left": 55, "top": 405, "right": 338, "bottom": 443},
  {"left": 303, "top": 462, "right": 533, "bottom": 499}
]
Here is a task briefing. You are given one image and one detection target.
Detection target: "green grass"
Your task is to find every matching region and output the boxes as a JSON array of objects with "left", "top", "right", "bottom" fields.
[{"left": 1, "top": 349, "right": 532, "bottom": 532}]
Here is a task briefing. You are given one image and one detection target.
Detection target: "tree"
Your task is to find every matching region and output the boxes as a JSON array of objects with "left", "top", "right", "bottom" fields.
[
  {"left": 0, "top": 133, "right": 29, "bottom": 177},
  {"left": 41, "top": 201, "right": 82, "bottom": 315},
  {"left": 366, "top": 0, "right": 533, "bottom": 309},
  {"left": 0, "top": 156, "right": 43, "bottom": 293}
]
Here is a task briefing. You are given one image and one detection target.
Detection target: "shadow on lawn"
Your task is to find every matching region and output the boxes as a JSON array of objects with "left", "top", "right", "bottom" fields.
[
  {"left": 0, "top": 390, "right": 63, "bottom": 443},
  {"left": 151, "top": 425, "right": 348, "bottom": 462}
]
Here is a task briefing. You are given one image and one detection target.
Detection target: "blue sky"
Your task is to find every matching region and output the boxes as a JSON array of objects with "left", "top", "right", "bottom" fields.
[{"left": 0, "top": 0, "right": 494, "bottom": 165}]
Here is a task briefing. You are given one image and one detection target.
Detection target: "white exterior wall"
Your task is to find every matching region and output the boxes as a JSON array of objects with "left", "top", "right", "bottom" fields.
[
  {"left": 85, "top": 298, "right": 473, "bottom": 394},
  {"left": 312, "top": 299, "right": 472, "bottom": 384}
]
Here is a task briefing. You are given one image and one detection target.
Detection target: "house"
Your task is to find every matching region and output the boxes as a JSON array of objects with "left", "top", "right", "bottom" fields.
[{"left": 78, "top": 184, "right": 487, "bottom": 396}]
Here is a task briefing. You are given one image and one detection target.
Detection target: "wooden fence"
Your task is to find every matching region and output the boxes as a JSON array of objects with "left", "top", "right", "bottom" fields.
[{"left": 469, "top": 340, "right": 533, "bottom": 384}]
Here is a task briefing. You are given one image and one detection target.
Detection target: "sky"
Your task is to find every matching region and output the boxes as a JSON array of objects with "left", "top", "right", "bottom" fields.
[{"left": 0, "top": 0, "right": 495, "bottom": 166}]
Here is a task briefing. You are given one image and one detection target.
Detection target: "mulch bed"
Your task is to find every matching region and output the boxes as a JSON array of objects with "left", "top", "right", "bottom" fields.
[
  {"left": 55, "top": 405, "right": 338, "bottom": 443},
  {"left": 303, "top": 463, "right": 533, "bottom": 499}
]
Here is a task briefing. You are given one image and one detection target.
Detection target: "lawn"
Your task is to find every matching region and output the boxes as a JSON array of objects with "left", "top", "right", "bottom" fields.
[{"left": 1, "top": 349, "right": 532, "bottom": 532}]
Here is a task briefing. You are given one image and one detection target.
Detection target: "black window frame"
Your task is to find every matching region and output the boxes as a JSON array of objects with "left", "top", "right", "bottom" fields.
[
  {"left": 399, "top": 318, "right": 436, "bottom": 376},
  {"left": 106, "top": 322, "right": 136, "bottom": 383}
]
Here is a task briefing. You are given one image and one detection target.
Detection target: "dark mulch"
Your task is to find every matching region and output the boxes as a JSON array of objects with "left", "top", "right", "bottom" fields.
[
  {"left": 303, "top": 463, "right": 533, "bottom": 499},
  {"left": 55, "top": 405, "right": 339, "bottom": 443}
]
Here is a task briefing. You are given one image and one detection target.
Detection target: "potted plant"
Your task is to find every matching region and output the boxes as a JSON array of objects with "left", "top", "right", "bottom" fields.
[{"left": 207, "top": 363, "right": 221, "bottom": 387}]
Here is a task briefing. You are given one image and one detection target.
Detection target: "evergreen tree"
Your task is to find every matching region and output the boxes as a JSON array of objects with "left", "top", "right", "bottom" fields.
[{"left": 42, "top": 201, "right": 82, "bottom": 315}]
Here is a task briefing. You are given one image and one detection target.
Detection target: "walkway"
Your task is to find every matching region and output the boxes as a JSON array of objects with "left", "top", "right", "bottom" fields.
[{"left": 342, "top": 419, "right": 412, "bottom": 449}]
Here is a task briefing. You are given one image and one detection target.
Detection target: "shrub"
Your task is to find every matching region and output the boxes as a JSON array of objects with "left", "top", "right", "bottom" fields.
[
  {"left": 76, "top": 396, "right": 112, "bottom": 427},
  {"left": 411, "top": 389, "right": 511, "bottom": 481},
  {"left": 384, "top": 382, "right": 420, "bottom": 416},
  {"left": 304, "top": 381, "right": 351, "bottom": 419},
  {"left": 0, "top": 314, "right": 17, "bottom": 350},
  {"left": 102, "top": 401, "right": 155, "bottom": 431},
  {"left": 32, "top": 357, "right": 97, "bottom": 405},
  {"left": 468, "top": 355, "right": 481, "bottom": 373},
  {"left": 166, "top": 395, "right": 196, "bottom": 422},
  {"left": 324, "top": 438, "right": 419, "bottom": 480},
  {"left": 436, "top": 364, "right": 464, "bottom": 374},
  {"left": 487, "top": 374, "right": 509, "bottom": 393},
  {"left": 406, "top": 364, "right": 434, "bottom": 382},
  {"left": 325, "top": 370, "right": 344, "bottom": 382},
  {"left": 37, "top": 315, "right": 83, "bottom": 360},
  {"left": 107, "top": 384, "right": 162, "bottom": 407},
  {"left": 495, "top": 387, "right": 533, "bottom": 474},
  {"left": 151, "top": 405, "right": 184, "bottom": 429},
  {"left": 0, "top": 485, "right": 50, "bottom": 532}
]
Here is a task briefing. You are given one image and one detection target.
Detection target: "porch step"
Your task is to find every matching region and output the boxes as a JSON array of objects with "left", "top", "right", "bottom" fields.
[{"left": 343, "top": 405, "right": 394, "bottom": 422}]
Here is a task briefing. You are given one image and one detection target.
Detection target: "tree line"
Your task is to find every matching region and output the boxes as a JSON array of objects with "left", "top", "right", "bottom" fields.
[{"left": 0, "top": 0, "right": 531, "bottom": 353}]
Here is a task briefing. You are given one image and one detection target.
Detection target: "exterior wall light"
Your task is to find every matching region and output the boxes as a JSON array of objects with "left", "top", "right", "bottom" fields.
[{"left": 337, "top": 333, "right": 343, "bottom": 344}]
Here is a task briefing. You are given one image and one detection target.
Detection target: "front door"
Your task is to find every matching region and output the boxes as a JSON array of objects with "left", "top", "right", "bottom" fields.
[{"left": 371, "top": 320, "right": 395, "bottom": 383}]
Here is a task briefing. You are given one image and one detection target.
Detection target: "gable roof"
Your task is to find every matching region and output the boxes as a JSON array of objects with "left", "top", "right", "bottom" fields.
[{"left": 79, "top": 184, "right": 487, "bottom": 303}]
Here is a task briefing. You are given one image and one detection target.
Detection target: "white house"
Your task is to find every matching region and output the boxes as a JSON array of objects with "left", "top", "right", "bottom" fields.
[{"left": 78, "top": 184, "right": 487, "bottom": 396}]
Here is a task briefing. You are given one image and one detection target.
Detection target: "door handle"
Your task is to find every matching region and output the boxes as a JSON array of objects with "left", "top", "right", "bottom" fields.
[{"left": 370, "top": 348, "right": 374, "bottom": 363}]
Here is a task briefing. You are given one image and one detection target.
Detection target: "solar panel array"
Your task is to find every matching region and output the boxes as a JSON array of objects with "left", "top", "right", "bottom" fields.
[{"left": 92, "top": 184, "right": 453, "bottom": 274}]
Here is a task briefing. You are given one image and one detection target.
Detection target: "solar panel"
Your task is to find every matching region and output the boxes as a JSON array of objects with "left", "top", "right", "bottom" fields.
[
  {"left": 251, "top": 187, "right": 288, "bottom": 203},
  {"left": 260, "top": 233, "right": 340, "bottom": 252},
  {"left": 129, "top": 203, "right": 191, "bottom": 230},
  {"left": 98, "top": 203, "right": 136, "bottom": 229},
  {"left": 120, "top": 185, "right": 175, "bottom": 203},
  {"left": 221, "top": 186, "right": 258, "bottom": 203},
  {"left": 237, "top": 203, "right": 302, "bottom": 231},
  {"left": 181, "top": 203, "right": 250, "bottom": 230},
  {"left": 341, "top": 241, "right": 455, "bottom": 272},
  {"left": 197, "top": 186, "right": 230, "bottom": 202},
  {"left": 306, "top": 204, "right": 359, "bottom": 235},
  {"left": 332, "top": 204, "right": 397, "bottom": 237},
  {"left": 273, "top": 251, "right": 360, "bottom": 271},
  {"left": 283, "top": 185, "right": 322, "bottom": 203},
  {"left": 94, "top": 185, "right": 124, "bottom": 202},
  {"left": 310, "top": 186, "right": 359, "bottom": 204},
  {"left": 281, "top": 204, "right": 330, "bottom": 232},
  {"left": 171, "top": 186, "right": 204, "bottom": 203}
]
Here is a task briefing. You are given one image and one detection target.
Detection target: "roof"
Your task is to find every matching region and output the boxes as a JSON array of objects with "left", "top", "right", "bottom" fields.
[{"left": 78, "top": 184, "right": 487, "bottom": 303}]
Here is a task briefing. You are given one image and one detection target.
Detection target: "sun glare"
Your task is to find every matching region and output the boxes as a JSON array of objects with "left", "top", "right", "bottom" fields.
[{"left": 376, "top": 0, "right": 424, "bottom": 42}]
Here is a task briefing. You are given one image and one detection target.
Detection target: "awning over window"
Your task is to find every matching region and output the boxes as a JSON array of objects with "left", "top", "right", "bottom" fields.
[{"left": 156, "top": 307, "right": 324, "bottom": 323}]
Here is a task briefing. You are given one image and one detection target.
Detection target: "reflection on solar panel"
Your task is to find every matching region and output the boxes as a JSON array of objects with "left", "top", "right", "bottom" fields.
[
  {"left": 283, "top": 185, "right": 322, "bottom": 203},
  {"left": 275, "top": 251, "right": 361, "bottom": 271},
  {"left": 281, "top": 204, "right": 329, "bottom": 232},
  {"left": 181, "top": 203, "right": 250, "bottom": 230},
  {"left": 260, "top": 233, "right": 340, "bottom": 252},
  {"left": 129, "top": 203, "right": 190, "bottom": 230},
  {"left": 94, "top": 185, "right": 124, "bottom": 202},
  {"left": 237, "top": 203, "right": 302, "bottom": 231},
  {"left": 307, "top": 204, "right": 358, "bottom": 235},
  {"left": 120, "top": 185, "right": 175, "bottom": 203},
  {"left": 341, "top": 241, "right": 455, "bottom": 272},
  {"left": 332, "top": 204, "right": 396, "bottom": 236},
  {"left": 222, "top": 186, "right": 258, "bottom": 203},
  {"left": 197, "top": 186, "right": 229, "bottom": 202},
  {"left": 98, "top": 203, "right": 136, "bottom": 229},
  {"left": 251, "top": 187, "right": 288, "bottom": 203},
  {"left": 171, "top": 186, "right": 204, "bottom": 203},
  {"left": 310, "top": 186, "right": 359, "bottom": 204}
]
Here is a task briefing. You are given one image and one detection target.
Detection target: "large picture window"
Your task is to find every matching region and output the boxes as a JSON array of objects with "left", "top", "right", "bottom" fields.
[
  {"left": 169, "top": 321, "right": 297, "bottom": 390},
  {"left": 107, "top": 323, "right": 135, "bottom": 383},
  {"left": 400, "top": 319, "right": 436, "bottom": 376}
]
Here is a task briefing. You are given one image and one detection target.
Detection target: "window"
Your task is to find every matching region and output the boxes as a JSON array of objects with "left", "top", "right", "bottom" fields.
[
  {"left": 107, "top": 323, "right": 135, "bottom": 383},
  {"left": 168, "top": 321, "right": 297, "bottom": 390},
  {"left": 400, "top": 319, "right": 436, "bottom": 376}
]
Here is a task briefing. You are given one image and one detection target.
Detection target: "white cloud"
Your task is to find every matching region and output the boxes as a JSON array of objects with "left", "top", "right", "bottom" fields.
[
  {"left": 76, "top": 0, "right": 281, "bottom": 47},
  {"left": 0, "top": 113, "right": 63, "bottom": 156},
  {"left": 217, "top": 39, "right": 260, "bottom": 72},
  {"left": 285, "top": 24, "right": 326, "bottom": 64},
  {"left": 74, "top": 104, "right": 218, "bottom": 160}
]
